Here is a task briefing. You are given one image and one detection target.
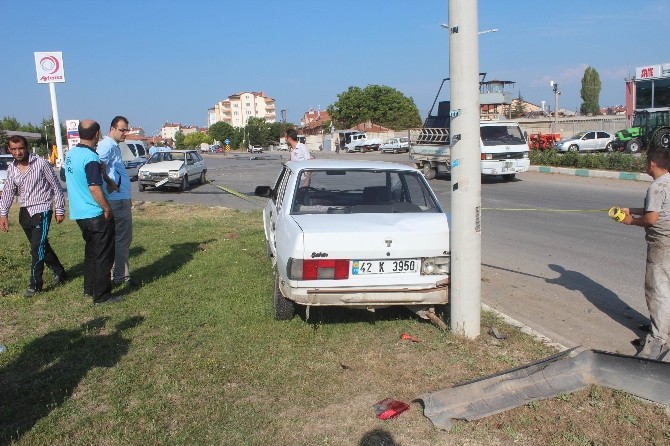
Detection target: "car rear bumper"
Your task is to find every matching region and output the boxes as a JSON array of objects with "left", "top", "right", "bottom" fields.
[{"left": 281, "top": 281, "right": 449, "bottom": 308}]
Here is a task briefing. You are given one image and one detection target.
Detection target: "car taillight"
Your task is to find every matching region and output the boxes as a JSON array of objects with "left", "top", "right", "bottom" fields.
[
  {"left": 481, "top": 153, "right": 493, "bottom": 160},
  {"left": 288, "top": 258, "right": 349, "bottom": 280}
]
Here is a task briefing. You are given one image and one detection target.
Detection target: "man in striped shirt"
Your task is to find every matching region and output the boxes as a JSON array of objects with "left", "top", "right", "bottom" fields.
[{"left": 0, "top": 135, "right": 68, "bottom": 298}]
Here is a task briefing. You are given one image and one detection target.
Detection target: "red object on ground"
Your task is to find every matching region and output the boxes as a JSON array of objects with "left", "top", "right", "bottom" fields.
[
  {"left": 373, "top": 398, "right": 410, "bottom": 420},
  {"left": 401, "top": 333, "right": 419, "bottom": 342}
]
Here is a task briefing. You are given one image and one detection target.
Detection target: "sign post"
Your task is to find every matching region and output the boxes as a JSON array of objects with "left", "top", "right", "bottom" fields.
[{"left": 34, "top": 52, "right": 66, "bottom": 165}]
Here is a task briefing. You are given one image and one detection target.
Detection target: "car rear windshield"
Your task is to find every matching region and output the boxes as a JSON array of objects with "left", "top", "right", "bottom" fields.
[{"left": 291, "top": 169, "right": 442, "bottom": 215}]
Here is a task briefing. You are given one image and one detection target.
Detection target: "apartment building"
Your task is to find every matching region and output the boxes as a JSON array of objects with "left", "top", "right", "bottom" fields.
[
  {"left": 161, "top": 123, "right": 181, "bottom": 141},
  {"left": 209, "top": 91, "right": 276, "bottom": 128}
]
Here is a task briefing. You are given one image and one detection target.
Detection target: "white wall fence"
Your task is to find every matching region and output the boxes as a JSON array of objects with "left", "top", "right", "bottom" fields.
[{"left": 304, "top": 116, "right": 628, "bottom": 152}]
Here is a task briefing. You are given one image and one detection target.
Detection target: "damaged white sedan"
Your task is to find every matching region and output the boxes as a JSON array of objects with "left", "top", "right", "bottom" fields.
[{"left": 255, "top": 159, "right": 450, "bottom": 325}]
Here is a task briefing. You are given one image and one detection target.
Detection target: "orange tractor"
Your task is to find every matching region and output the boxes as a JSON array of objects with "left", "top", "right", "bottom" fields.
[{"left": 528, "top": 133, "right": 561, "bottom": 150}]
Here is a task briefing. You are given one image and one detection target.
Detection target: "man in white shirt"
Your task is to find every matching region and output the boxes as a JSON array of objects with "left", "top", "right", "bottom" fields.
[{"left": 286, "top": 129, "right": 311, "bottom": 161}]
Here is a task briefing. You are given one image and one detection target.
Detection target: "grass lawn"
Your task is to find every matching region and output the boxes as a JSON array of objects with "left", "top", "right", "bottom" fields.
[{"left": 0, "top": 202, "right": 668, "bottom": 445}]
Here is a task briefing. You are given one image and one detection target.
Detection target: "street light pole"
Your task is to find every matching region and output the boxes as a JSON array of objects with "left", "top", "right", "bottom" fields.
[
  {"left": 449, "top": 0, "right": 481, "bottom": 339},
  {"left": 551, "top": 81, "right": 560, "bottom": 133}
]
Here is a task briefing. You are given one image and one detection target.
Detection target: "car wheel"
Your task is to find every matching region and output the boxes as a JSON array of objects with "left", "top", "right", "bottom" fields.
[
  {"left": 605, "top": 142, "right": 614, "bottom": 152},
  {"left": 179, "top": 175, "right": 188, "bottom": 191},
  {"left": 138, "top": 182, "right": 146, "bottom": 192},
  {"left": 422, "top": 162, "right": 437, "bottom": 180},
  {"left": 568, "top": 144, "right": 579, "bottom": 152},
  {"left": 653, "top": 130, "right": 670, "bottom": 149},
  {"left": 199, "top": 171, "right": 206, "bottom": 185},
  {"left": 393, "top": 148, "right": 399, "bottom": 154},
  {"left": 502, "top": 174, "right": 516, "bottom": 182},
  {"left": 625, "top": 139, "right": 641, "bottom": 153},
  {"left": 273, "top": 269, "right": 295, "bottom": 321}
]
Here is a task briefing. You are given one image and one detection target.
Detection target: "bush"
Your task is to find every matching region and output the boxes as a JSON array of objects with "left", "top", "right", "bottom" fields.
[{"left": 530, "top": 149, "right": 646, "bottom": 173}]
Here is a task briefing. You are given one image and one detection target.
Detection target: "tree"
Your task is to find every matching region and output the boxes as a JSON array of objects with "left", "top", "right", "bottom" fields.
[
  {"left": 510, "top": 92, "right": 527, "bottom": 119},
  {"left": 580, "top": 66, "right": 601, "bottom": 116},
  {"left": 174, "top": 130, "right": 185, "bottom": 149},
  {"left": 328, "top": 85, "right": 422, "bottom": 130},
  {"left": 208, "top": 121, "right": 237, "bottom": 146},
  {"left": 183, "top": 132, "right": 212, "bottom": 148}
]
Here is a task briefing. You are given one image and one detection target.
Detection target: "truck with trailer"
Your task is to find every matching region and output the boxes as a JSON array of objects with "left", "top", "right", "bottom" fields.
[{"left": 410, "top": 76, "right": 530, "bottom": 181}]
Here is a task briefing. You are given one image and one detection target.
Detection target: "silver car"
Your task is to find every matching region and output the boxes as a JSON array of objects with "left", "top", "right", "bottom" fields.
[{"left": 555, "top": 131, "right": 615, "bottom": 152}]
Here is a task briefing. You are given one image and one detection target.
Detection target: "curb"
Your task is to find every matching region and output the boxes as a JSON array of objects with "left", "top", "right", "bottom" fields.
[
  {"left": 481, "top": 303, "right": 572, "bottom": 354},
  {"left": 529, "top": 165, "right": 652, "bottom": 182}
]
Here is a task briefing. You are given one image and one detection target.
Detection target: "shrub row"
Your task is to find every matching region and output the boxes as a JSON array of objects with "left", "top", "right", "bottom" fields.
[{"left": 529, "top": 150, "right": 646, "bottom": 173}]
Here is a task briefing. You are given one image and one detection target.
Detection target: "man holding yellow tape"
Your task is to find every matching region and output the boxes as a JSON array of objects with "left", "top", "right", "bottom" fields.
[{"left": 622, "top": 148, "right": 670, "bottom": 360}]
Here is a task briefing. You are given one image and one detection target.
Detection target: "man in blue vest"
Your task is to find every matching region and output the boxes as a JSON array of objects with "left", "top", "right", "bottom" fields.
[{"left": 64, "top": 119, "right": 120, "bottom": 304}]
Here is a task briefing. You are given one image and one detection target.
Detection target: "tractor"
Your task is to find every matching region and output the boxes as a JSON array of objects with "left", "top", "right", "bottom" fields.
[
  {"left": 528, "top": 133, "right": 561, "bottom": 150},
  {"left": 612, "top": 107, "right": 670, "bottom": 153}
]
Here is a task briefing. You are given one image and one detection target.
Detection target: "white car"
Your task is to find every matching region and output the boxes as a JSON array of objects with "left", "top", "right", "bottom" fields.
[
  {"left": 380, "top": 137, "right": 410, "bottom": 153},
  {"left": 277, "top": 142, "right": 289, "bottom": 151},
  {"left": 137, "top": 150, "right": 207, "bottom": 192},
  {"left": 255, "top": 159, "right": 450, "bottom": 323},
  {"left": 554, "top": 131, "right": 616, "bottom": 152},
  {"left": 248, "top": 145, "right": 264, "bottom": 153},
  {"left": 0, "top": 154, "right": 12, "bottom": 195}
]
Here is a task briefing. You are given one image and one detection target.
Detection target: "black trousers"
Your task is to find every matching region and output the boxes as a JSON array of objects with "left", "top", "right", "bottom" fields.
[
  {"left": 19, "top": 208, "right": 65, "bottom": 290},
  {"left": 76, "top": 214, "right": 115, "bottom": 303}
]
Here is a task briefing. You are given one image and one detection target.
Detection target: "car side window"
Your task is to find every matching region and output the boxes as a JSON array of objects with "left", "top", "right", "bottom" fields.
[
  {"left": 271, "top": 167, "right": 288, "bottom": 204},
  {"left": 275, "top": 170, "right": 291, "bottom": 210},
  {"left": 597, "top": 132, "right": 609, "bottom": 139},
  {"left": 584, "top": 132, "right": 595, "bottom": 140}
]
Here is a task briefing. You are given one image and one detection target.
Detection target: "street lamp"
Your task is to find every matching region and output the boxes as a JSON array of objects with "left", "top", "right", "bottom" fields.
[
  {"left": 550, "top": 81, "right": 561, "bottom": 133},
  {"left": 440, "top": 24, "right": 499, "bottom": 35}
]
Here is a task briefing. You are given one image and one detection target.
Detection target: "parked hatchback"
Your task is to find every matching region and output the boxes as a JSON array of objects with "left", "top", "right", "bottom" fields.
[
  {"left": 255, "top": 159, "right": 450, "bottom": 325},
  {"left": 380, "top": 137, "right": 410, "bottom": 153},
  {"left": 555, "top": 131, "right": 615, "bottom": 152}
]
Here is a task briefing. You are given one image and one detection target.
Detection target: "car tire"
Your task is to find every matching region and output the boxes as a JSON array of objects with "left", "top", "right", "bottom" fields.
[
  {"left": 625, "top": 139, "right": 641, "bottom": 153},
  {"left": 605, "top": 142, "right": 614, "bottom": 152},
  {"left": 422, "top": 162, "right": 437, "bottom": 180},
  {"left": 138, "top": 182, "right": 146, "bottom": 192},
  {"left": 502, "top": 174, "right": 516, "bottom": 182},
  {"left": 179, "top": 175, "right": 188, "bottom": 191},
  {"left": 568, "top": 144, "right": 579, "bottom": 152},
  {"left": 199, "top": 171, "right": 206, "bottom": 185},
  {"left": 273, "top": 269, "right": 295, "bottom": 321},
  {"left": 653, "top": 129, "right": 670, "bottom": 150},
  {"left": 393, "top": 148, "right": 399, "bottom": 154}
]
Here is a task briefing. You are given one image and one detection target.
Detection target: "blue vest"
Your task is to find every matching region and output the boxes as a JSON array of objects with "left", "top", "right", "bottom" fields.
[{"left": 64, "top": 145, "right": 104, "bottom": 220}]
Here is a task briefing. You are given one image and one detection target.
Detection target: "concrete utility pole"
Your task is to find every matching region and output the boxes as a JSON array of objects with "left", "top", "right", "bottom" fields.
[
  {"left": 449, "top": 0, "right": 481, "bottom": 338},
  {"left": 551, "top": 81, "right": 560, "bottom": 133}
]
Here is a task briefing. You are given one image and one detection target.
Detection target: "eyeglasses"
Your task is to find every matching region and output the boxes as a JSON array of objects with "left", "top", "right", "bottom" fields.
[{"left": 114, "top": 127, "right": 130, "bottom": 133}]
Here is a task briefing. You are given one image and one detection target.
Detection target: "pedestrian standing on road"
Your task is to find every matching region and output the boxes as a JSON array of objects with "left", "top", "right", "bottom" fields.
[
  {"left": 148, "top": 142, "right": 158, "bottom": 158},
  {"left": 286, "top": 128, "right": 311, "bottom": 161},
  {"left": 0, "top": 135, "right": 69, "bottom": 298},
  {"left": 622, "top": 147, "right": 670, "bottom": 360},
  {"left": 335, "top": 138, "right": 340, "bottom": 154},
  {"left": 64, "top": 120, "right": 120, "bottom": 304},
  {"left": 97, "top": 116, "right": 138, "bottom": 288}
]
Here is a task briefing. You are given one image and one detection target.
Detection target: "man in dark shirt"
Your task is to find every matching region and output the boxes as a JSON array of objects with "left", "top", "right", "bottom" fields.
[{"left": 64, "top": 120, "right": 120, "bottom": 304}]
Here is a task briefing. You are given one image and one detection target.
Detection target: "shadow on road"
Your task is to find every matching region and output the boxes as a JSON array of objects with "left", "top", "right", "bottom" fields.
[{"left": 546, "top": 264, "right": 648, "bottom": 335}]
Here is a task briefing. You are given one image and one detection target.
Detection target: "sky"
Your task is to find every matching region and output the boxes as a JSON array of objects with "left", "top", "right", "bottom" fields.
[{"left": 2, "top": 0, "right": 669, "bottom": 135}]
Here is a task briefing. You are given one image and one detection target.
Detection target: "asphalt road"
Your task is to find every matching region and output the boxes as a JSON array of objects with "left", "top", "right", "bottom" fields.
[{"left": 126, "top": 149, "right": 650, "bottom": 354}]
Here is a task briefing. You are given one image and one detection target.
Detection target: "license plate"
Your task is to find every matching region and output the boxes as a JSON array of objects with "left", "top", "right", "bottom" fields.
[
  {"left": 352, "top": 259, "right": 420, "bottom": 275},
  {"left": 155, "top": 178, "right": 169, "bottom": 187}
]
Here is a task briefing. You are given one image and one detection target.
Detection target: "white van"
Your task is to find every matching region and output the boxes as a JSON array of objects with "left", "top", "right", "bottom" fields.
[{"left": 119, "top": 140, "right": 148, "bottom": 180}]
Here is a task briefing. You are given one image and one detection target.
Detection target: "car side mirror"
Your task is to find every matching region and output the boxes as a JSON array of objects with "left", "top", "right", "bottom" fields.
[{"left": 255, "top": 185, "right": 272, "bottom": 197}]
